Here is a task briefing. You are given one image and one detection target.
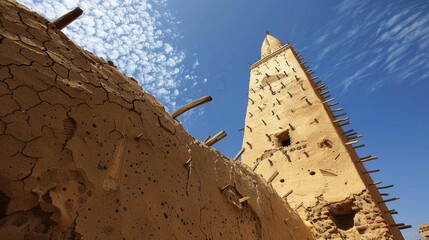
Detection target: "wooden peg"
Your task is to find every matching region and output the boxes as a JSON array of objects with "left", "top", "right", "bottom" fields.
[
  {"left": 135, "top": 132, "right": 144, "bottom": 140},
  {"left": 283, "top": 71, "right": 288, "bottom": 76},
  {"left": 233, "top": 148, "right": 245, "bottom": 161},
  {"left": 205, "top": 130, "right": 227, "bottom": 146},
  {"left": 275, "top": 67, "right": 280, "bottom": 72},
  {"left": 267, "top": 170, "right": 279, "bottom": 183},
  {"left": 348, "top": 134, "right": 363, "bottom": 140},
  {"left": 283, "top": 190, "right": 293, "bottom": 199},
  {"left": 333, "top": 117, "right": 349, "bottom": 123},
  {"left": 248, "top": 98, "right": 254, "bottom": 104},
  {"left": 262, "top": 119, "right": 267, "bottom": 125},
  {"left": 322, "top": 98, "right": 335, "bottom": 104},
  {"left": 252, "top": 161, "right": 259, "bottom": 171},
  {"left": 246, "top": 125, "right": 252, "bottom": 132},
  {"left": 184, "top": 157, "right": 192, "bottom": 168},
  {"left": 239, "top": 196, "right": 250, "bottom": 203},
  {"left": 378, "top": 185, "right": 394, "bottom": 190},
  {"left": 380, "top": 193, "right": 389, "bottom": 196},
  {"left": 334, "top": 113, "right": 347, "bottom": 118},
  {"left": 288, "top": 123, "right": 295, "bottom": 131},
  {"left": 52, "top": 7, "right": 83, "bottom": 30},
  {"left": 378, "top": 197, "right": 399, "bottom": 204},
  {"left": 345, "top": 132, "right": 357, "bottom": 137},
  {"left": 328, "top": 102, "right": 339, "bottom": 107},
  {"left": 332, "top": 108, "right": 344, "bottom": 112},
  {"left": 315, "top": 83, "right": 325, "bottom": 90},
  {"left": 338, "top": 121, "right": 351, "bottom": 127},
  {"left": 343, "top": 129, "right": 354, "bottom": 134},
  {"left": 362, "top": 169, "right": 380, "bottom": 174},
  {"left": 292, "top": 67, "right": 296, "bottom": 72},
  {"left": 276, "top": 98, "right": 281, "bottom": 104},
  {"left": 265, "top": 73, "right": 270, "bottom": 77},
  {"left": 353, "top": 144, "right": 365, "bottom": 149},
  {"left": 220, "top": 184, "right": 230, "bottom": 192},
  {"left": 295, "top": 75, "right": 300, "bottom": 80},
  {"left": 171, "top": 96, "right": 212, "bottom": 118},
  {"left": 398, "top": 225, "right": 412, "bottom": 230},
  {"left": 384, "top": 209, "right": 398, "bottom": 215},
  {"left": 203, "top": 135, "right": 211, "bottom": 142},
  {"left": 294, "top": 202, "right": 303, "bottom": 211},
  {"left": 358, "top": 156, "right": 378, "bottom": 163},
  {"left": 281, "top": 82, "right": 286, "bottom": 88},
  {"left": 345, "top": 140, "right": 359, "bottom": 145},
  {"left": 369, "top": 181, "right": 382, "bottom": 186},
  {"left": 258, "top": 106, "right": 263, "bottom": 111},
  {"left": 320, "top": 90, "right": 330, "bottom": 95},
  {"left": 246, "top": 142, "right": 252, "bottom": 149}
]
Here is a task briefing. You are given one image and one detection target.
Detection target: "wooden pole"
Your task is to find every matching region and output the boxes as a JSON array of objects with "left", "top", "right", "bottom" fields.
[
  {"left": 52, "top": 7, "right": 83, "bottom": 30},
  {"left": 283, "top": 189, "right": 293, "bottom": 199},
  {"left": 171, "top": 96, "right": 212, "bottom": 119},
  {"left": 233, "top": 148, "right": 245, "bottom": 161},
  {"left": 378, "top": 197, "right": 399, "bottom": 204},
  {"left": 205, "top": 130, "right": 227, "bottom": 146},
  {"left": 267, "top": 171, "right": 279, "bottom": 183}
]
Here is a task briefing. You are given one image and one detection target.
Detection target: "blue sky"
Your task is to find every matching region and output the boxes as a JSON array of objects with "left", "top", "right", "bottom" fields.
[{"left": 21, "top": 0, "right": 429, "bottom": 238}]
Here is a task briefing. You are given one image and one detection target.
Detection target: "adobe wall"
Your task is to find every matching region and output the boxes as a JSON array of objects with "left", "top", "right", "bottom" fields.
[{"left": 0, "top": 1, "right": 314, "bottom": 239}]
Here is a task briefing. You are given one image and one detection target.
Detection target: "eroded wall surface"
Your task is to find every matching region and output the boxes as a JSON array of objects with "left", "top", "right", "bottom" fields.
[
  {"left": 0, "top": 1, "right": 315, "bottom": 239},
  {"left": 241, "top": 40, "right": 402, "bottom": 239},
  {"left": 420, "top": 223, "right": 429, "bottom": 240}
]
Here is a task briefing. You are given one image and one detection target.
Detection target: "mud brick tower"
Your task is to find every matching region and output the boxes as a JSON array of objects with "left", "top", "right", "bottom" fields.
[{"left": 240, "top": 32, "right": 406, "bottom": 239}]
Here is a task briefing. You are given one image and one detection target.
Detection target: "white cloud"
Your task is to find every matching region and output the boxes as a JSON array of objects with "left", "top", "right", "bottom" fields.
[
  {"left": 192, "top": 59, "right": 200, "bottom": 69},
  {"left": 18, "top": 0, "right": 197, "bottom": 111}
]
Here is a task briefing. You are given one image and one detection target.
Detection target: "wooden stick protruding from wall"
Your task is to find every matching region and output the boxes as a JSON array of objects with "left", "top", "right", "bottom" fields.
[
  {"left": 171, "top": 96, "right": 212, "bottom": 119},
  {"left": 205, "top": 130, "right": 227, "bottom": 146},
  {"left": 52, "top": 7, "right": 84, "bottom": 30}
]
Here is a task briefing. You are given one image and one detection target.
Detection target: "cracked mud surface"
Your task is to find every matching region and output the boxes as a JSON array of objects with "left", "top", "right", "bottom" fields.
[{"left": 0, "top": 1, "right": 314, "bottom": 239}]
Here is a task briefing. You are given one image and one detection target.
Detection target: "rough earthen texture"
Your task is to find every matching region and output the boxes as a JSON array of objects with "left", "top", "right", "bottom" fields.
[
  {"left": 241, "top": 34, "right": 403, "bottom": 239},
  {"left": 0, "top": 1, "right": 314, "bottom": 239},
  {"left": 420, "top": 223, "right": 429, "bottom": 240}
]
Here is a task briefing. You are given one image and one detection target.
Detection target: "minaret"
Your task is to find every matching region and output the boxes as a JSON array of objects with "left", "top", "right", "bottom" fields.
[{"left": 241, "top": 32, "right": 405, "bottom": 239}]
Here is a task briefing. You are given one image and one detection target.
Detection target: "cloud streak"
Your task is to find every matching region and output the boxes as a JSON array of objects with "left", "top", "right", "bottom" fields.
[
  {"left": 18, "top": 0, "right": 197, "bottom": 110},
  {"left": 309, "top": 0, "right": 429, "bottom": 93}
]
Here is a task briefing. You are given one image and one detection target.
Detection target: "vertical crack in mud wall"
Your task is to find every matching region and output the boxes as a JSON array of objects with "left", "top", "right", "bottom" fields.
[{"left": 0, "top": 1, "right": 314, "bottom": 239}]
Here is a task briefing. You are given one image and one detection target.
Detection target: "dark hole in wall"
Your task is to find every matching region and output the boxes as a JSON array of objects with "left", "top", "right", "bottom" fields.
[
  {"left": 0, "top": 191, "right": 10, "bottom": 219},
  {"left": 276, "top": 130, "right": 291, "bottom": 147},
  {"left": 282, "top": 139, "right": 291, "bottom": 147},
  {"left": 331, "top": 212, "right": 356, "bottom": 230}
]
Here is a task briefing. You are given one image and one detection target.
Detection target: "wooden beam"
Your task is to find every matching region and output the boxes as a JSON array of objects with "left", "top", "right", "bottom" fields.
[
  {"left": 378, "top": 197, "right": 399, "bottom": 204},
  {"left": 398, "top": 225, "right": 412, "bottom": 230},
  {"left": 267, "top": 170, "right": 279, "bottom": 183},
  {"left": 52, "top": 7, "right": 83, "bottom": 30},
  {"left": 171, "top": 96, "right": 212, "bottom": 118},
  {"left": 205, "top": 130, "right": 227, "bottom": 146},
  {"left": 283, "top": 190, "right": 293, "bottom": 199},
  {"left": 233, "top": 148, "right": 245, "bottom": 161}
]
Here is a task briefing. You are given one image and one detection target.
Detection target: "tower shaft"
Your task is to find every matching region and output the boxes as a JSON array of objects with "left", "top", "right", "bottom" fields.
[{"left": 241, "top": 34, "right": 403, "bottom": 239}]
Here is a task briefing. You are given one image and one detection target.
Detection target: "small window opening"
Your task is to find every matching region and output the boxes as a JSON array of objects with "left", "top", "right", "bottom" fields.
[{"left": 276, "top": 130, "right": 291, "bottom": 147}]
